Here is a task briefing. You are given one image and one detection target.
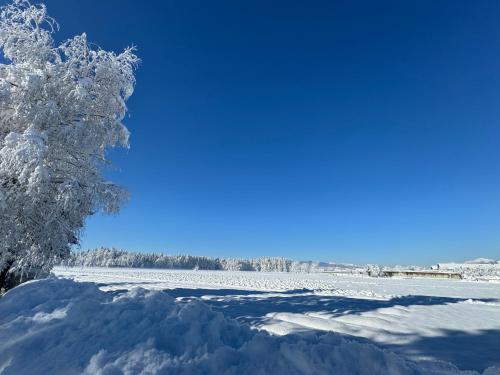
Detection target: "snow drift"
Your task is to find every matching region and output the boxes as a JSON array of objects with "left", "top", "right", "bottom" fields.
[{"left": 0, "top": 278, "right": 497, "bottom": 375}]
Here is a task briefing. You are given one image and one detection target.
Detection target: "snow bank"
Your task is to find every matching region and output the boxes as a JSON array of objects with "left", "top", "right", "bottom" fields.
[{"left": 0, "top": 278, "right": 496, "bottom": 375}]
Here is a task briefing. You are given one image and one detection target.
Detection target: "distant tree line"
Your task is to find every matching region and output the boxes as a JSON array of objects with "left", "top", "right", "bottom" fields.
[{"left": 60, "top": 248, "right": 294, "bottom": 272}]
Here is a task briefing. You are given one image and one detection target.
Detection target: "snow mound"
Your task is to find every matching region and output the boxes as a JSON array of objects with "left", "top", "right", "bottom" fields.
[{"left": 0, "top": 278, "right": 496, "bottom": 375}]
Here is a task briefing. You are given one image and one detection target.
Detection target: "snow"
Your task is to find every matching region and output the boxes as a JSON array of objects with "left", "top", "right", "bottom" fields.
[
  {"left": 2, "top": 277, "right": 489, "bottom": 375},
  {"left": 46, "top": 267, "right": 500, "bottom": 373},
  {"left": 54, "top": 266, "right": 500, "bottom": 298}
]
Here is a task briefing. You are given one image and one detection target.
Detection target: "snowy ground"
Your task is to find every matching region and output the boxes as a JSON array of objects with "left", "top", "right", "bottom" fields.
[{"left": 50, "top": 267, "right": 500, "bottom": 373}]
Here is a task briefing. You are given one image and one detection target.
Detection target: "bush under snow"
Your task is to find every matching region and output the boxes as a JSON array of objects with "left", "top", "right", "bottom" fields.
[{"left": 2, "top": 278, "right": 497, "bottom": 375}]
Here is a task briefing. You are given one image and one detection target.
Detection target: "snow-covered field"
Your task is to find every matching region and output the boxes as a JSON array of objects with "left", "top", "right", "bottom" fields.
[
  {"left": 1, "top": 267, "right": 499, "bottom": 374},
  {"left": 52, "top": 267, "right": 500, "bottom": 373}
]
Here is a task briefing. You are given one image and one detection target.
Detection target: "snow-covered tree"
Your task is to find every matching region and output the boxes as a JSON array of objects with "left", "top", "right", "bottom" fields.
[
  {"left": 366, "top": 264, "right": 383, "bottom": 277},
  {"left": 0, "top": 1, "right": 138, "bottom": 292}
]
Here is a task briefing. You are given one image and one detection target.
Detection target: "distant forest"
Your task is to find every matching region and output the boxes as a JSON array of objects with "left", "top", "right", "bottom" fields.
[{"left": 61, "top": 248, "right": 296, "bottom": 272}]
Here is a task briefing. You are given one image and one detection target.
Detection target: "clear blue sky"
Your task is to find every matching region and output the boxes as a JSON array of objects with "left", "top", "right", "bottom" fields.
[{"left": 39, "top": 0, "right": 500, "bottom": 264}]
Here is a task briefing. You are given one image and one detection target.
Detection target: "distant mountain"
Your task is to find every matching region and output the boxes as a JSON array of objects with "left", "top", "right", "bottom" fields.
[{"left": 464, "top": 258, "right": 498, "bottom": 265}]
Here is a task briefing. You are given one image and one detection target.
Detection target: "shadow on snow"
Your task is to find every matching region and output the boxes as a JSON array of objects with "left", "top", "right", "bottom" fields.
[{"left": 157, "top": 287, "right": 500, "bottom": 372}]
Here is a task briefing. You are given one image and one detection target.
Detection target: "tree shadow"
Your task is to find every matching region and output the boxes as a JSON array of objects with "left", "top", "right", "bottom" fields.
[
  {"left": 97, "top": 281, "right": 164, "bottom": 287},
  {"left": 161, "top": 287, "right": 500, "bottom": 372},
  {"left": 384, "top": 328, "right": 500, "bottom": 371},
  {"left": 164, "top": 287, "right": 497, "bottom": 324},
  {"left": 167, "top": 287, "right": 314, "bottom": 298}
]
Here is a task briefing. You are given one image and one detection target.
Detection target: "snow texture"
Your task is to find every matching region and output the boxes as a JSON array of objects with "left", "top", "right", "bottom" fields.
[{"left": 2, "top": 277, "right": 497, "bottom": 375}]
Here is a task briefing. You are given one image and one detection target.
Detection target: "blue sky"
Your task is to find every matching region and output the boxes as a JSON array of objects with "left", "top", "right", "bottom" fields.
[{"left": 37, "top": 0, "right": 500, "bottom": 264}]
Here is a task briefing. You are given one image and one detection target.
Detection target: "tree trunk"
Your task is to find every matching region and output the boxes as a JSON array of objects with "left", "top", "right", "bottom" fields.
[{"left": 0, "top": 259, "right": 14, "bottom": 293}]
